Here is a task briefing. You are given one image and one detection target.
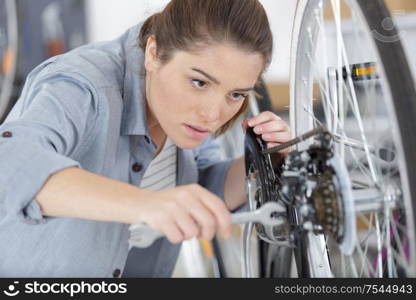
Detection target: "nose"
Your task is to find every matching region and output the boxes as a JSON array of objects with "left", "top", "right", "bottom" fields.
[{"left": 196, "top": 98, "right": 222, "bottom": 123}]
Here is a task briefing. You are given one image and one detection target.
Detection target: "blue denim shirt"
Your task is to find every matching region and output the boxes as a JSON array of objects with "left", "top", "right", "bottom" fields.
[{"left": 0, "top": 24, "right": 234, "bottom": 277}]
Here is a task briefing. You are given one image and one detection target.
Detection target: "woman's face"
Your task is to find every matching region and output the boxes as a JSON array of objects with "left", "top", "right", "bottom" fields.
[{"left": 144, "top": 37, "right": 264, "bottom": 149}]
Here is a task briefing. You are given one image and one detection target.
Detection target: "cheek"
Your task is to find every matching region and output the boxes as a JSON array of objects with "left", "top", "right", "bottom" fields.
[
  {"left": 152, "top": 73, "right": 188, "bottom": 113},
  {"left": 221, "top": 102, "right": 244, "bottom": 123}
]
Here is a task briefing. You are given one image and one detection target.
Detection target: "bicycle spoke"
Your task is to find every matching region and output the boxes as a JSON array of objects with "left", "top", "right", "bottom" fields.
[{"left": 305, "top": 33, "right": 379, "bottom": 185}]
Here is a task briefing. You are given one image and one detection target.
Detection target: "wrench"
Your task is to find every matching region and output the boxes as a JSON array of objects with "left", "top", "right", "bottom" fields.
[
  {"left": 231, "top": 201, "right": 285, "bottom": 226},
  {"left": 128, "top": 202, "right": 285, "bottom": 248}
]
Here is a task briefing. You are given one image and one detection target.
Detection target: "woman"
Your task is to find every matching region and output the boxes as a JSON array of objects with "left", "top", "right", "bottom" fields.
[{"left": 0, "top": 0, "right": 291, "bottom": 277}]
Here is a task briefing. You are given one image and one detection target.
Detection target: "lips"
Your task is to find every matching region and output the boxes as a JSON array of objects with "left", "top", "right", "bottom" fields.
[
  {"left": 188, "top": 124, "right": 211, "bottom": 133},
  {"left": 183, "top": 124, "right": 212, "bottom": 140}
]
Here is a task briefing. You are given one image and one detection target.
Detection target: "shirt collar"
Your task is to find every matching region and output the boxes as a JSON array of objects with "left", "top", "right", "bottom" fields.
[{"left": 120, "top": 24, "right": 149, "bottom": 136}]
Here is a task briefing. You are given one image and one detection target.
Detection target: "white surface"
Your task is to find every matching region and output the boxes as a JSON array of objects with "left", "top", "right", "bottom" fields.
[
  {"left": 171, "top": 239, "right": 211, "bottom": 278},
  {"left": 85, "top": 1, "right": 416, "bottom": 82},
  {"left": 85, "top": 0, "right": 297, "bottom": 82}
]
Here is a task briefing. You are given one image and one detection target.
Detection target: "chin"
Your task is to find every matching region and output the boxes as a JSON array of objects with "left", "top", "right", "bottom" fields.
[
  {"left": 170, "top": 135, "right": 204, "bottom": 150},
  {"left": 176, "top": 139, "right": 203, "bottom": 150}
]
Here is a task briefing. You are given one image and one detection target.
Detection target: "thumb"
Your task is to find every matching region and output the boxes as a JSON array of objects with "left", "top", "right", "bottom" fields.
[{"left": 241, "top": 119, "right": 250, "bottom": 131}]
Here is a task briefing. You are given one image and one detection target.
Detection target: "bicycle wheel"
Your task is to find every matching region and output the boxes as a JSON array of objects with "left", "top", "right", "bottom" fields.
[
  {"left": 290, "top": 0, "right": 416, "bottom": 277},
  {"left": 0, "top": 0, "right": 19, "bottom": 122}
]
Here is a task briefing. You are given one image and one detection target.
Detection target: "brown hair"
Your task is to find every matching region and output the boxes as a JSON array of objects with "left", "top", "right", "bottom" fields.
[{"left": 138, "top": 0, "right": 273, "bottom": 136}]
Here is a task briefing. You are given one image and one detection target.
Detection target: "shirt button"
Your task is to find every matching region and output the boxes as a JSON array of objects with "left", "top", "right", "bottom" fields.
[
  {"left": 132, "top": 163, "right": 142, "bottom": 172},
  {"left": 2, "top": 131, "right": 12, "bottom": 138},
  {"left": 113, "top": 268, "right": 121, "bottom": 278}
]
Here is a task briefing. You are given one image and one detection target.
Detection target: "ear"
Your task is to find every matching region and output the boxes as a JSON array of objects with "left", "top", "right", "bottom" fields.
[{"left": 144, "top": 35, "right": 160, "bottom": 72}]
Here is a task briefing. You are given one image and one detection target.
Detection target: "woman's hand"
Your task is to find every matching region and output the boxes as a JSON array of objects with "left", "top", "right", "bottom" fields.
[
  {"left": 243, "top": 111, "right": 292, "bottom": 155},
  {"left": 135, "top": 184, "right": 232, "bottom": 244}
]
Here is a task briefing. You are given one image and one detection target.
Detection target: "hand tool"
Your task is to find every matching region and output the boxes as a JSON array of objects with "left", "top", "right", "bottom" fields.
[{"left": 128, "top": 202, "right": 285, "bottom": 248}]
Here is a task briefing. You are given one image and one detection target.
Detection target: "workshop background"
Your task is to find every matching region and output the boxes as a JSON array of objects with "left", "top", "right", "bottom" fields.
[
  {"left": 1, "top": 0, "right": 416, "bottom": 277},
  {"left": 87, "top": 0, "right": 416, "bottom": 277}
]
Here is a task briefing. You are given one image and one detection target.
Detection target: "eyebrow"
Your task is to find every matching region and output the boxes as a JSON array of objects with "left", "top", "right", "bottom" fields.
[{"left": 191, "top": 67, "right": 255, "bottom": 92}]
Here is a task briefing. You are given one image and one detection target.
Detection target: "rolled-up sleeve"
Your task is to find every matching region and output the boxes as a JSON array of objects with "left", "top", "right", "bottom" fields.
[
  {"left": 0, "top": 70, "right": 98, "bottom": 224},
  {"left": 194, "top": 136, "right": 234, "bottom": 200}
]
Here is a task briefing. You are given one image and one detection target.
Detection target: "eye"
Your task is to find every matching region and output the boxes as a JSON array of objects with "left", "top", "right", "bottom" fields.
[
  {"left": 191, "top": 79, "right": 208, "bottom": 89},
  {"left": 229, "top": 92, "right": 249, "bottom": 102}
]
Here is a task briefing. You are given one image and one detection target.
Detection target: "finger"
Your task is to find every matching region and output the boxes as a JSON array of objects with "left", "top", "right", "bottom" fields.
[
  {"left": 261, "top": 131, "right": 292, "bottom": 143},
  {"left": 184, "top": 199, "right": 217, "bottom": 240},
  {"left": 253, "top": 120, "right": 288, "bottom": 135},
  {"left": 161, "top": 220, "right": 184, "bottom": 244},
  {"left": 173, "top": 208, "right": 201, "bottom": 240},
  {"left": 247, "top": 111, "right": 281, "bottom": 127},
  {"left": 193, "top": 186, "right": 232, "bottom": 238},
  {"left": 241, "top": 119, "right": 250, "bottom": 131}
]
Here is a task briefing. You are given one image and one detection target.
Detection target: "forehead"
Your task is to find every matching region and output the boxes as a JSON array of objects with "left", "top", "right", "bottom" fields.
[{"left": 166, "top": 43, "right": 264, "bottom": 85}]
